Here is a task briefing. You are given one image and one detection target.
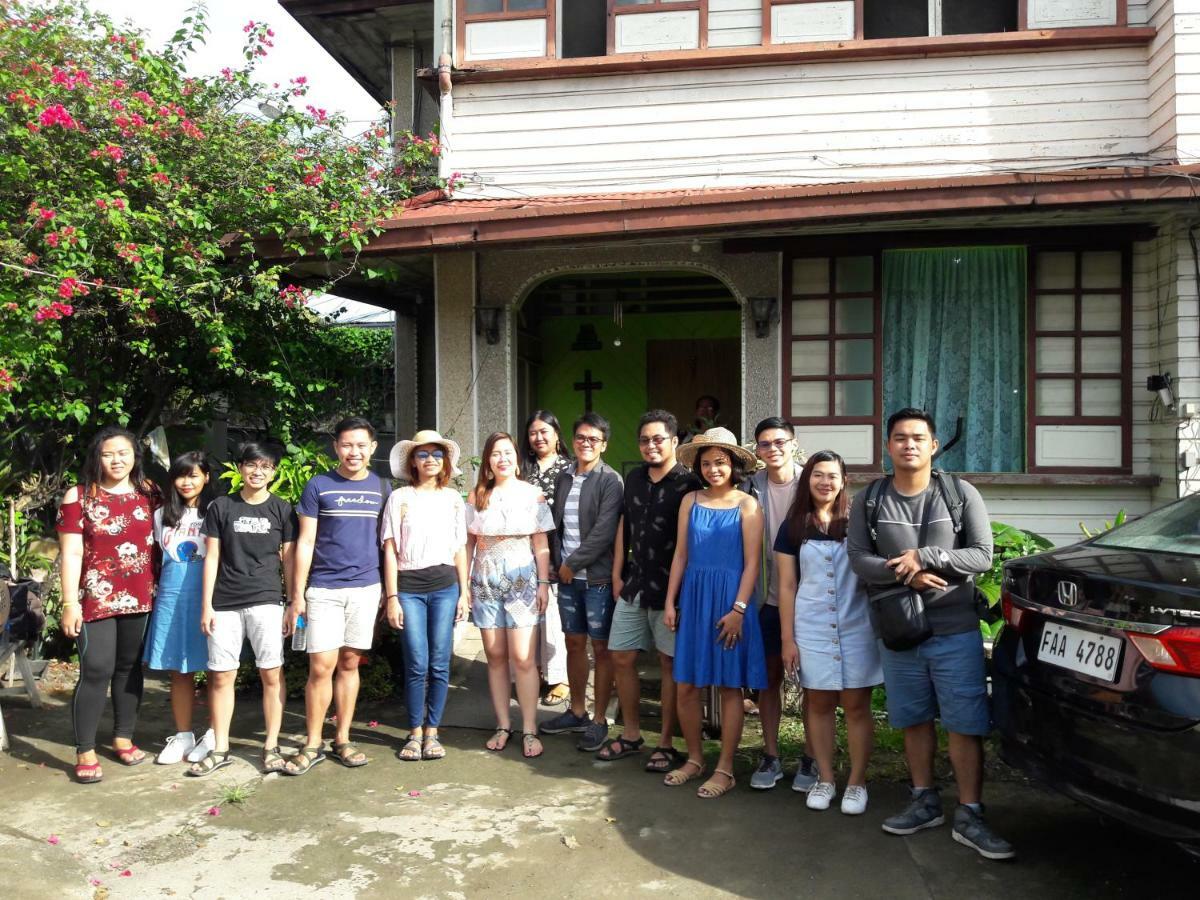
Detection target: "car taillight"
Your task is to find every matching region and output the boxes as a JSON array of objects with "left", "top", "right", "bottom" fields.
[
  {"left": 1001, "top": 587, "right": 1025, "bottom": 631},
  {"left": 1128, "top": 627, "right": 1200, "bottom": 677}
]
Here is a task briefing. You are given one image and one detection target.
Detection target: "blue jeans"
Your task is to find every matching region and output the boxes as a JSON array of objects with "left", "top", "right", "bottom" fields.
[{"left": 399, "top": 585, "right": 459, "bottom": 729}]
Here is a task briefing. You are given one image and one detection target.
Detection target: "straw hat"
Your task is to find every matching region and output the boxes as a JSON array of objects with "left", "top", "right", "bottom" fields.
[
  {"left": 676, "top": 426, "right": 757, "bottom": 469},
  {"left": 389, "top": 429, "right": 463, "bottom": 481}
]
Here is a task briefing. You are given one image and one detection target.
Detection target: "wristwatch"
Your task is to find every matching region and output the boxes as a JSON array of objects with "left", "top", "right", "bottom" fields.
[{"left": 731, "top": 601, "right": 748, "bottom": 614}]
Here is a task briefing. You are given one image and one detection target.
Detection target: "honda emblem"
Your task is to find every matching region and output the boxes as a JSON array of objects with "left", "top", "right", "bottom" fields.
[{"left": 1057, "top": 581, "right": 1080, "bottom": 608}]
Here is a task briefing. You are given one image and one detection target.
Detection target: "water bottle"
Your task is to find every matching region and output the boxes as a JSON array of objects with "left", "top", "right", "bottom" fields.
[{"left": 291, "top": 613, "right": 306, "bottom": 652}]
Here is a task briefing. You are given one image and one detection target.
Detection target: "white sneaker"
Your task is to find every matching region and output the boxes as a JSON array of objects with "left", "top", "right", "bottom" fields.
[
  {"left": 187, "top": 728, "right": 215, "bottom": 763},
  {"left": 156, "top": 731, "right": 196, "bottom": 765},
  {"left": 841, "top": 784, "right": 869, "bottom": 815},
  {"left": 806, "top": 781, "right": 837, "bottom": 811}
]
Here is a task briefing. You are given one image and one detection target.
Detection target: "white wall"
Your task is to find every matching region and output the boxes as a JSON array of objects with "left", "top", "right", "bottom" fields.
[{"left": 443, "top": 46, "right": 1151, "bottom": 197}]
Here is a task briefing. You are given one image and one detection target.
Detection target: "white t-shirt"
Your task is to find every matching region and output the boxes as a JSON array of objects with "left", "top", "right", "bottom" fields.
[{"left": 154, "top": 507, "right": 206, "bottom": 563}]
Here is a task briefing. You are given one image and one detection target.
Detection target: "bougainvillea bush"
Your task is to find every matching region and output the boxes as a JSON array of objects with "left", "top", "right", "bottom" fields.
[{"left": 0, "top": 0, "right": 439, "bottom": 506}]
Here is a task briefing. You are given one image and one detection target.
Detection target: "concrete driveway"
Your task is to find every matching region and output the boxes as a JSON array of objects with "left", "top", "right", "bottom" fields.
[{"left": 2, "top": 633, "right": 1197, "bottom": 899}]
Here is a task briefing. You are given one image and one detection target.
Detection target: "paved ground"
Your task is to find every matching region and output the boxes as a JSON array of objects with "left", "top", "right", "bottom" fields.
[{"left": 2, "top": 633, "right": 1198, "bottom": 899}]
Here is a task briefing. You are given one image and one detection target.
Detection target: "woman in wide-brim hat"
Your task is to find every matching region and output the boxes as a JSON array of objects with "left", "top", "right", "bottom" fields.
[
  {"left": 675, "top": 426, "right": 757, "bottom": 470},
  {"left": 381, "top": 429, "right": 468, "bottom": 761},
  {"left": 389, "top": 429, "right": 463, "bottom": 482},
  {"left": 663, "top": 426, "right": 767, "bottom": 799}
]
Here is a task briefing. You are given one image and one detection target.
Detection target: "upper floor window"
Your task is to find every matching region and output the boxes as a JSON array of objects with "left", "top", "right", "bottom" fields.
[{"left": 456, "top": 0, "right": 1129, "bottom": 65}]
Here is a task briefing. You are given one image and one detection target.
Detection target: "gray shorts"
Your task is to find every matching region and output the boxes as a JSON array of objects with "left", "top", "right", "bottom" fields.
[
  {"left": 305, "top": 584, "right": 380, "bottom": 653},
  {"left": 207, "top": 605, "right": 284, "bottom": 671},
  {"left": 607, "top": 595, "right": 675, "bottom": 657}
]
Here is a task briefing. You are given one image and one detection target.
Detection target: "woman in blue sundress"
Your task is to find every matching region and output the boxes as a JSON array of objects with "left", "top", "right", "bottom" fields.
[{"left": 664, "top": 427, "right": 765, "bottom": 799}]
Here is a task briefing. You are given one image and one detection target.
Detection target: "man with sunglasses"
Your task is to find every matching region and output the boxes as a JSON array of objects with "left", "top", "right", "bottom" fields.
[
  {"left": 286, "top": 417, "right": 390, "bottom": 772},
  {"left": 540, "top": 412, "right": 624, "bottom": 752},
  {"left": 741, "top": 417, "right": 818, "bottom": 793},
  {"left": 596, "top": 410, "right": 702, "bottom": 771}
]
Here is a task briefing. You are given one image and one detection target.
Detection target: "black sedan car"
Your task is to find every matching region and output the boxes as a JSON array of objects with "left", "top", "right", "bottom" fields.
[{"left": 992, "top": 495, "right": 1200, "bottom": 856}]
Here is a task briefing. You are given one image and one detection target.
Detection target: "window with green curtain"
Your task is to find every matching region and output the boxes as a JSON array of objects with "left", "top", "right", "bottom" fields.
[{"left": 882, "top": 247, "right": 1026, "bottom": 472}]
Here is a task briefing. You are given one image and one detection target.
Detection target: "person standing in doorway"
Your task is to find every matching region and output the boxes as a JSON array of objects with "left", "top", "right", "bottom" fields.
[
  {"left": 285, "top": 418, "right": 390, "bottom": 774},
  {"left": 190, "top": 442, "right": 296, "bottom": 777},
  {"left": 848, "top": 408, "right": 1011, "bottom": 859},
  {"left": 540, "top": 413, "right": 624, "bottom": 753},
  {"left": 740, "top": 417, "right": 818, "bottom": 793},
  {"left": 599, "top": 410, "right": 701, "bottom": 771},
  {"left": 519, "top": 410, "right": 573, "bottom": 706}
]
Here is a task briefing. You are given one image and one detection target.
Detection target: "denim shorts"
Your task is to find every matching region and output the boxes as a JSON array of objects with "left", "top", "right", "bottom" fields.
[
  {"left": 557, "top": 580, "right": 615, "bottom": 640},
  {"left": 879, "top": 629, "right": 990, "bottom": 735}
]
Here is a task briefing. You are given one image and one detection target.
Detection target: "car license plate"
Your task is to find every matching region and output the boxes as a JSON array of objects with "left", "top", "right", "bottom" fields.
[{"left": 1037, "top": 622, "right": 1122, "bottom": 683}]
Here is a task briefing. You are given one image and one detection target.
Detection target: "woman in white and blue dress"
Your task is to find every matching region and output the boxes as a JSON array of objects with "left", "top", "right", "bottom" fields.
[
  {"left": 144, "top": 451, "right": 215, "bottom": 765},
  {"left": 775, "top": 450, "right": 882, "bottom": 816}
]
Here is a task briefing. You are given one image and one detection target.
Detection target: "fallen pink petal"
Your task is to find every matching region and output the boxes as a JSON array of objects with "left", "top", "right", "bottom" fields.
[
  {"left": 88, "top": 878, "right": 102, "bottom": 886},
  {"left": 207, "top": 807, "right": 221, "bottom": 817},
  {"left": 46, "top": 835, "right": 60, "bottom": 845},
  {"left": 367, "top": 720, "right": 378, "bottom": 728},
  {"left": 119, "top": 869, "right": 132, "bottom": 877},
  {"left": 408, "top": 790, "right": 421, "bottom": 797}
]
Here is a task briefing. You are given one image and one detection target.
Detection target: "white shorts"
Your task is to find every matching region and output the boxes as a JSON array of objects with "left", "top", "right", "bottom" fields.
[
  {"left": 207, "top": 605, "right": 285, "bottom": 671},
  {"left": 305, "top": 584, "right": 381, "bottom": 653}
]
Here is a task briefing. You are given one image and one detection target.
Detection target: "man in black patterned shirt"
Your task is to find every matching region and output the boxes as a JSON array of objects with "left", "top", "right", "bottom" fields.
[{"left": 597, "top": 410, "right": 702, "bottom": 771}]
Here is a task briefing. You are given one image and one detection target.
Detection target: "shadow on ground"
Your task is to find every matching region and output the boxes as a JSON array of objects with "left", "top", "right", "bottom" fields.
[{"left": 1, "top": 636, "right": 1197, "bottom": 899}]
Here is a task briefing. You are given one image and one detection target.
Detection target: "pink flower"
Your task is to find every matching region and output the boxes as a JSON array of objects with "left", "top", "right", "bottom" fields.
[
  {"left": 105, "top": 144, "right": 123, "bottom": 161},
  {"left": 264, "top": 185, "right": 275, "bottom": 194},
  {"left": 95, "top": 198, "right": 107, "bottom": 209},
  {"left": 39, "top": 104, "right": 78, "bottom": 129},
  {"left": 119, "top": 869, "right": 132, "bottom": 877},
  {"left": 112, "top": 79, "right": 126, "bottom": 88},
  {"left": 112, "top": 198, "right": 126, "bottom": 210},
  {"left": 57, "top": 278, "right": 86, "bottom": 299},
  {"left": 150, "top": 172, "right": 171, "bottom": 186},
  {"left": 367, "top": 720, "right": 379, "bottom": 728},
  {"left": 46, "top": 834, "right": 60, "bottom": 845},
  {"left": 302, "top": 164, "right": 326, "bottom": 187},
  {"left": 408, "top": 790, "right": 421, "bottom": 797},
  {"left": 88, "top": 878, "right": 103, "bottom": 887},
  {"left": 207, "top": 806, "right": 221, "bottom": 817},
  {"left": 45, "top": 232, "right": 59, "bottom": 248},
  {"left": 132, "top": 91, "right": 152, "bottom": 105}
]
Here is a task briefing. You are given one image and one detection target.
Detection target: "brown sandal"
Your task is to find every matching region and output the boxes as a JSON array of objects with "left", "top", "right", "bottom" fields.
[
  {"left": 697, "top": 768, "right": 737, "bottom": 799},
  {"left": 486, "top": 728, "right": 512, "bottom": 752},
  {"left": 663, "top": 758, "right": 704, "bottom": 787}
]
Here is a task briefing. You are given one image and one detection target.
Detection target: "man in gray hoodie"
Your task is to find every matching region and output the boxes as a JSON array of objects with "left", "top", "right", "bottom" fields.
[{"left": 848, "top": 407, "right": 1012, "bottom": 860}]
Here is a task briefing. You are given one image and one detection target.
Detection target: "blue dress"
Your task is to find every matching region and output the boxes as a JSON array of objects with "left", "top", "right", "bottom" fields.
[
  {"left": 674, "top": 502, "right": 767, "bottom": 689},
  {"left": 144, "top": 508, "right": 209, "bottom": 673}
]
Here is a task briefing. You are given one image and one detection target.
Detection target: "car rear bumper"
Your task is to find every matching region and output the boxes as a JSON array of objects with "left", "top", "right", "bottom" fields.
[{"left": 993, "top": 638, "right": 1200, "bottom": 846}]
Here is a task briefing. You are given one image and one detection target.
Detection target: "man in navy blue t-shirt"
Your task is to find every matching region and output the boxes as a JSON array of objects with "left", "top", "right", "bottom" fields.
[{"left": 284, "top": 416, "right": 390, "bottom": 773}]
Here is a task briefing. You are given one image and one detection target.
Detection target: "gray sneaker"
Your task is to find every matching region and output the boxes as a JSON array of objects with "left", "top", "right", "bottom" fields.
[
  {"left": 791, "top": 755, "right": 818, "bottom": 793},
  {"left": 750, "top": 755, "right": 784, "bottom": 790},
  {"left": 881, "top": 788, "right": 945, "bottom": 835},
  {"left": 539, "top": 709, "right": 590, "bottom": 735},
  {"left": 952, "top": 804, "right": 1016, "bottom": 860},
  {"left": 576, "top": 719, "right": 610, "bottom": 752}
]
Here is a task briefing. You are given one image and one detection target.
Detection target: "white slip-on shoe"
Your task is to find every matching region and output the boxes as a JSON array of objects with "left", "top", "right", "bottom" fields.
[
  {"left": 187, "top": 728, "right": 215, "bottom": 763},
  {"left": 806, "top": 781, "right": 837, "bottom": 811},
  {"left": 841, "top": 784, "right": 869, "bottom": 815},
  {"left": 156, "top": 731, "right": 196, "bottom": 765}
]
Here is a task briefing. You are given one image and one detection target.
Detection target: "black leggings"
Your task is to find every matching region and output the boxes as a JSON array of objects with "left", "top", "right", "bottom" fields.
[{"left": 72, "top": 613, "right": 149, "bottom": 753}]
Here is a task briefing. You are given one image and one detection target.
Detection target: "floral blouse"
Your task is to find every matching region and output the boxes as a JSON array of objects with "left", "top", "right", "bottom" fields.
[
  {"left": 56, "top": 487, "right": 159, "bottom": 622},
  {"left": 523, "top": 454, "right": 572, "bottom": 507}
]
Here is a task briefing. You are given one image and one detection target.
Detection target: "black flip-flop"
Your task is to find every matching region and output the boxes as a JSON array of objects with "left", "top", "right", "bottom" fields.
[{"left": 595, "top": 735, "right": 645, "bottom": 761}]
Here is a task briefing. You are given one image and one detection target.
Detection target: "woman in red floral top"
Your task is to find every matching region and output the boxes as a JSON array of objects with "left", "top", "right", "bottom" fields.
[{"left": 57, "top": 426, "right": 160, "bottom": 784}]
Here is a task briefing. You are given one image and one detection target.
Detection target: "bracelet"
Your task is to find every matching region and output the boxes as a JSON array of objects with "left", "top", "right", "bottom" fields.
[
  {"left": 730, "top": 606, "right": 745, "bottom": 616},
  {"left": 537, "top": 579, "right": 552, "bottom": 585},
  {"left": 63, "top": 601, "right": 81, "bottom": 609},
  {"left": 385, "top": 593, "right": 399, "bottom": 600}
]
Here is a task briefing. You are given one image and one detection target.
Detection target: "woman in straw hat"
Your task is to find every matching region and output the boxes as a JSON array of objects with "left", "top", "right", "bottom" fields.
[
  {"left": 467, "top": 432, "right": 555, "bottom": 758},
  {"left": 663, "top": 427, "right": 767, "bottom": 798},
  {"left": 381, "top": 430, "right": 468, "bottom": 762}
]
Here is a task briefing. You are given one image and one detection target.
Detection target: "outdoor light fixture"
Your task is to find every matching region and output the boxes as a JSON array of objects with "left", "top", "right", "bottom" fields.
[
  {"left": 749, "top": 296, "right": 778, "bottom": 339},
  {"left": 474, "top": 306, "right": 502, "bottom": 345},
  {"left": 1148, "top": 372, "right": 1176, "bottom": 411}
]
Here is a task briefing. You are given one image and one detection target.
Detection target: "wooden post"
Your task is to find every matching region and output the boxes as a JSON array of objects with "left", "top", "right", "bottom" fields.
[{"left": 7, "top": 497, "right": 16, "bottom": 582}]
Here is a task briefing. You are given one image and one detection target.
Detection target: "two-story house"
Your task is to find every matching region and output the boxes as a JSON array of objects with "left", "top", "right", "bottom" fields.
[{"left": 282, "top": 0, "right": 1200, "bottom": 545}]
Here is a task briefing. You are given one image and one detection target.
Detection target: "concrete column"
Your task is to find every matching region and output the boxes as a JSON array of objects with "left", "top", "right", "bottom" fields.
[
  {"left": 434, "top": 252, "right": 479, "bottom": 460},
  {"left": 393, "top": 310, "right": 418, "bottom": 439}
]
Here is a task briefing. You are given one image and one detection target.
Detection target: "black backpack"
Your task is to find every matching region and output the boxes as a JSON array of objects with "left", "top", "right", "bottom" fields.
[{"left": 863, "top": 469, "right": 965, "bottom": 545}]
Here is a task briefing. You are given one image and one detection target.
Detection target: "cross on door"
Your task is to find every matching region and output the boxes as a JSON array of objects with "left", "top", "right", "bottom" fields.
[{"left": 573, "top": 368, "right": 603, "bottom": 412}]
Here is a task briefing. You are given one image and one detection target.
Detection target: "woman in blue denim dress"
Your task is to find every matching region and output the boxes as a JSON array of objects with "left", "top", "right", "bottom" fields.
[{"left": 775, "top": 450, "right": 882, "bottom": 816}]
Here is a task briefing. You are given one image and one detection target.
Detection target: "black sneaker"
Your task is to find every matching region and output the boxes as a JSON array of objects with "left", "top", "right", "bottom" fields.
[
  {"left": 539, "top": 709, "right": 590, "bottom": 735},
  {"left": 881, "top": 788, "right": 945, "bottom": 835},
  {"left": 952, "top": 804, "right": 1016, "bottom": 860}
]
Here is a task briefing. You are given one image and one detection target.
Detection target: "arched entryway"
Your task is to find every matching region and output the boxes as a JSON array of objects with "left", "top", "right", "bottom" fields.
[{"left": 515, "top": 270, "right": 742, "bottom": 472}]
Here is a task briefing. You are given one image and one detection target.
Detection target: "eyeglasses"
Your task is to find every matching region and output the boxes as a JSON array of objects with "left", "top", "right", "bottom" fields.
[
  {"left": 415, "top": 450, "right": 445, "bottom": 461},
  {"left": 638, "top": 435, "right": 669, "bottom": 446},
  {"left": 574, "top": 435, "right": 605, "bottom": 446},
  {"left": 756, "top": 438, "right": 792, "bottom": 451},
  {"left": 242, "top": 462, "right": 275, "bottom": 473}
]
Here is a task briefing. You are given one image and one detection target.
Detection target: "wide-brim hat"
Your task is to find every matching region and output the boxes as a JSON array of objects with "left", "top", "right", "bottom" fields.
[
  {"left": 389, "top": 429, "right": 463, "bottom": 481},
  {"left": 676, "top": 427, "right": 757, "bottom": 469}
]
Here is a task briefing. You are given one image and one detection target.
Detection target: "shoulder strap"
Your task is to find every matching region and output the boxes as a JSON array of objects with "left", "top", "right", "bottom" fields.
[
  {"left": 932, "top": 469, "right": 965, "bottom": 535},
  {"left": 864, "top": 476, "right": 891, "bottom": 552}
]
